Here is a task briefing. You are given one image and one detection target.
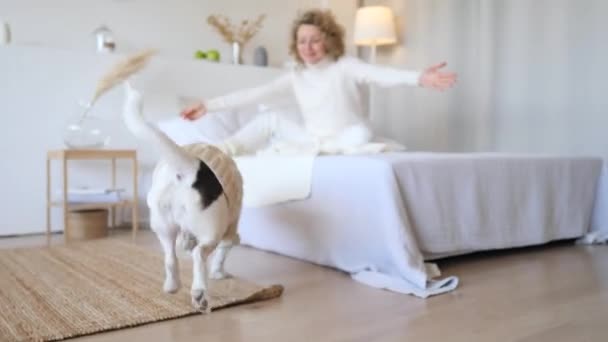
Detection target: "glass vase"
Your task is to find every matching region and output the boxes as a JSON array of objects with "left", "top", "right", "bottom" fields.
[{"left": 63, "top": 101, "right": 111, "bottom": 149}]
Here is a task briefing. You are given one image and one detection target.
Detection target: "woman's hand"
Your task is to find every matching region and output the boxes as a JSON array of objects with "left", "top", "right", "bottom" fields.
[
  {"left": 180, "top": 101, "right": 207, "bottom": 121},
  {"left": 419, "top": 62, "right": 457, "bottom": 91}
]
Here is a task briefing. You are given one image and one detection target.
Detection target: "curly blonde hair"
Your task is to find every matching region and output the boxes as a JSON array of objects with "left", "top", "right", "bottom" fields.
[{"left": 289, "top": 9, "right": 346, "bottom": 64}]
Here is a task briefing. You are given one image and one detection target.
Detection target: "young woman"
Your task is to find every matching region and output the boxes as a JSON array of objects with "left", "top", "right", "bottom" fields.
[{"left": 181, "top": 9, "right": 456, "bottom": 155}]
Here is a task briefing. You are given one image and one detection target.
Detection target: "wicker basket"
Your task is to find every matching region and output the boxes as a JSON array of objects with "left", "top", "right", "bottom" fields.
[{"left": 67, "top": 209, "right": 109, "bottom": 240}]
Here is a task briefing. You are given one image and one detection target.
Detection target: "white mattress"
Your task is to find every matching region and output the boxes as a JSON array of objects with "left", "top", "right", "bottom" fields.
[{"left": 237, "top": 152, "right": 605, "bottom": 295}]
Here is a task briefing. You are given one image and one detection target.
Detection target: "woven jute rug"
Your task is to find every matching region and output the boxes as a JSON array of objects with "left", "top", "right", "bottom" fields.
[{"left": 0, "top": 239, "right": 283, "bottom": 342}]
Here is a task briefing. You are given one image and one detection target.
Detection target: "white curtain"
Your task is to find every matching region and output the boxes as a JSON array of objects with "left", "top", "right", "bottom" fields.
[{"left": 363, "top": 0, "right": 608, "bottom": 157}]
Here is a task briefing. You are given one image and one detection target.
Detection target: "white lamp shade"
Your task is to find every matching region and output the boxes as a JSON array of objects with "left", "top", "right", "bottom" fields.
[{"left": 354, "top": 6, "right": 397, "bottom": 46}]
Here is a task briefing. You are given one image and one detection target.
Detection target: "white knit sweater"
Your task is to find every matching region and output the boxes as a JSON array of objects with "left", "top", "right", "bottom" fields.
[{"left": 205, "top": 56, "right": 421, "bottom": 139}]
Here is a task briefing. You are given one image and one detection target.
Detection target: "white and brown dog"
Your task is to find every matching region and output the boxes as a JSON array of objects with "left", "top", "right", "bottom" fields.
[{"left": 122, "top": 83, "right": 242, "bottom": 312}]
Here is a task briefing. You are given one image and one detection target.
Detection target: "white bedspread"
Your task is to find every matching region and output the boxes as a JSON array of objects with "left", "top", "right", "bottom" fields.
[{"left": 238, "top": 152, "right": 605, "bottom": 297}]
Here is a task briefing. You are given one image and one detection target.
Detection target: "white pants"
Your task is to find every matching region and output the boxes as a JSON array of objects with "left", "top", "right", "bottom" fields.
[{"left": 220, "top": 113, "right": 373, "bottom": 155}]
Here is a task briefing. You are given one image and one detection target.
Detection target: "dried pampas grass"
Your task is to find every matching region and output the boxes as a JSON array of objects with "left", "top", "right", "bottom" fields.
[
  {"left": 207, "top": 14, "right": 266, "bottom": 45},
  {"left": 91, "top": 48, "right": 157, "bottom": 105},
  {"left": 76, "top": 48, "right": 156, "bottom": 122}
]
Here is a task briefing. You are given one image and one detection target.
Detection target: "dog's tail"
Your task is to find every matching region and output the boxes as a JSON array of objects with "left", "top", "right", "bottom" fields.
[{"left": 122, "top": 83, "right": 198, "bottom": 175}]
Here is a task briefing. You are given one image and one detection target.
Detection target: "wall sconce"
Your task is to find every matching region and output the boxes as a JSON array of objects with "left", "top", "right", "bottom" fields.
[
  {"left": 354, "top": 6, "right": 397, "bottom": 63},
  {"left": 92, "top": 25, "right": 115, "bottom": 53}
]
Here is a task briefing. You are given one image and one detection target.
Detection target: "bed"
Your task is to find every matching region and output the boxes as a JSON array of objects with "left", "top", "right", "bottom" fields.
[
  {"left": 157, "top": 115, "right": 607, "bottom": 298},
  {"left": 235, "top": 152, "right": 608, "bottom": 297}
]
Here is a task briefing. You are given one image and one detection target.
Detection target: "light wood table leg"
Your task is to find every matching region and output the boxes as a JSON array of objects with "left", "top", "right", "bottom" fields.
[
  {"left": 46, "top": 157, "right": 51, "bottom": 245},
  {"left": 132, "top": 156, "right": 139, "bottom": 241},
  {"left": 62, "top": 157, "right": 69, "bottom": 242},
  {"left": 111, "top": 158, "right": 117, "bottom": 228}
]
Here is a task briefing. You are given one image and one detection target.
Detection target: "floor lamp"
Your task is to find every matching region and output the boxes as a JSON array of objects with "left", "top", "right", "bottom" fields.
[{"left": 354, "top": 6, "right": 397, "bottom": 122}]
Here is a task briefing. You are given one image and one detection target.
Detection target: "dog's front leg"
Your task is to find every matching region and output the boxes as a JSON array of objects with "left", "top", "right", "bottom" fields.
[{"left": 191, "top": 243, "right": 215, "bottom": 312}]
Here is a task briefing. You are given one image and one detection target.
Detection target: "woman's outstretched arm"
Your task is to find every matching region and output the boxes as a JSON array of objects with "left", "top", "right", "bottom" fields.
[
  {"left": 343, "top": 57, "right": 456, "bottom": 91},
  {"left": 181, "top": 73, "right": 292, "bottom": 121}
]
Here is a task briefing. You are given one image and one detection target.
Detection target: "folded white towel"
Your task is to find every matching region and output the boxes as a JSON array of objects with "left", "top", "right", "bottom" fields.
[{"left": 235, "top": 154, "right": 316, "bottom": 207}]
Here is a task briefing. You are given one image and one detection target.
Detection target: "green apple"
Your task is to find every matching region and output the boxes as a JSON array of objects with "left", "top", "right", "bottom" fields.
[
  {"left": 194, "top": 50, "right": 206, "bottom": 59},
  {"left": 205, "top": 49, "right": 220, "bottom": 62}
]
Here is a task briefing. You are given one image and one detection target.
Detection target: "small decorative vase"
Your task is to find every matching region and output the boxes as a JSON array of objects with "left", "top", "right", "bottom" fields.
[
  {"left": 231, "top": 41, "right": 242, "bottom": 64},
  {"left": 63, "top": 101, "right": 111, "bottom": 149},
  {"left": 0, "top": 20, "right": 11, "bottom": 45},
  {"left": 253, "top": 46, "right": 268, "bottom": 67}
]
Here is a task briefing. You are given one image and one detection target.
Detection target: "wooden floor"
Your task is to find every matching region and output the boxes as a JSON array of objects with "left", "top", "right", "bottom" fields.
[{"left": 2, "top": 229, "right": 608, "bottom": 342}]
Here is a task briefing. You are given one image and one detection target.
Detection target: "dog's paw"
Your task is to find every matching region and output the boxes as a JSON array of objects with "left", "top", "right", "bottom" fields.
[
  {"left": 163, "top": 277, "right": 181, "bottom": 294},
  {"left": 191, "top": 289, "right": 209, "bottom": 312},
  {"left": 210, "top": 270, "right": 232, "bottom": 280}
]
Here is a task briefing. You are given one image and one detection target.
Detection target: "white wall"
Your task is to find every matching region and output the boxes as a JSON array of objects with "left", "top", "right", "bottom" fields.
[
  {"left": 0, "top": 0, "right": 357, "bottom": 67},
  {"left": 0, "top": 46, "right": 284, "bottom": 236}
]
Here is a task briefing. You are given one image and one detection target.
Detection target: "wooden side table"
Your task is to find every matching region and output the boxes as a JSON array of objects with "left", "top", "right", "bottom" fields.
[{"left": 46, "top": 149, "right": 139, "bottom": 242}]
